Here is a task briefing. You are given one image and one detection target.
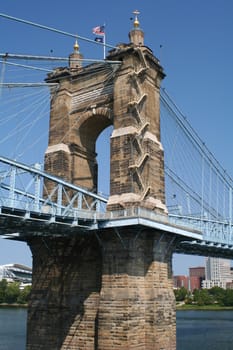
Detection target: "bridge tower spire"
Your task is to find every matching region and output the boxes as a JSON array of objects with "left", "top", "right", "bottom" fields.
[
  {"left": 129, "top": 9, "right": 144, "bottom": 46},
  {"left": 69, "top": 38, "right": 83, "bottom": 69}
]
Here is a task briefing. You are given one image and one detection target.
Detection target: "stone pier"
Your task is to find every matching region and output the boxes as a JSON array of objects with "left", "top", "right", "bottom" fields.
[
  {"left": 27, "top": 228, "right": 176, "bottom": 349},
  {"left": 26, "top": 13, "right": 177, "bottom": 350}
]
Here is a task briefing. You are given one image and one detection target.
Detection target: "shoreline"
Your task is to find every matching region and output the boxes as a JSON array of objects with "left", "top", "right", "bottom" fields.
[
  {"left": 1, "top": 303, "right": 233, "bottom": 311},
  {"left": 0, "top": 303, "right": 28, "bottom": 308},
  {"left": 176, "top": 304, "right": 233, "bottom": 311}
]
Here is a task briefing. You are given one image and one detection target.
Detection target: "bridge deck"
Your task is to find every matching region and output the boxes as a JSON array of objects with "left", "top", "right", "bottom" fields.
[{"left": 1, "top": 204, "right": 233, "bottom": 258}]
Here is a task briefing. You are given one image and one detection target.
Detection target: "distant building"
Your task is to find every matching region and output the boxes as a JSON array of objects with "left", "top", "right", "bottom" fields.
[
  {"left": 173, "top": 267, "right": 205, "bottom": 291},
  {"left": 173, "top": 275, "right": 189, "bottom": 289},
  {"left": 202, "top": 257, "right": 232, "bottom": 289},
  {"left": 226, "top": 281, "right": 233, "bottom": 289},
  {"left": 0, "top": 264, "right": 32, "bottom": 283},
  {"left": 189, "top": 266, "right": 205, "bottom": 291}
]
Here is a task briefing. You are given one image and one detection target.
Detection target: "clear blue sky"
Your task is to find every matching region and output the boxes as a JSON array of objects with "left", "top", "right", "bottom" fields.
[{"left": 0, "top": 0, "right": 233, "bottom": 275}]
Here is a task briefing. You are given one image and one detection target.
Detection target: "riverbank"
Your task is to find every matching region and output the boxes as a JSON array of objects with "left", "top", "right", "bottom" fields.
[
  {"left": 177, "top": 303, "right": 233, "bottom": 311},
  {"left": 0, "top": 303, "right": 27, "bottom": 308},
  {"left": 1, "top": 303, "right": 233, "bottom": 311}
]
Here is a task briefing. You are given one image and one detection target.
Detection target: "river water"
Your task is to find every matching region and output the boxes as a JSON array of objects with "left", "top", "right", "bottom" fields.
[
  {"left": 0, "top": 308, "right": 233, "bottom": 349},
  {"left": 177, "top": 310, "right": 233, "bottom": 350},
  {"left": 0, "top": 308, "right": 27, "bottom": 350}
]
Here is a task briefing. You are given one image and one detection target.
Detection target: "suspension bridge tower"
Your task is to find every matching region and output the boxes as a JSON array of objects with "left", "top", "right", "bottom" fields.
[{"left": 26, "top": 12, "right": 176, "bottom": 350}]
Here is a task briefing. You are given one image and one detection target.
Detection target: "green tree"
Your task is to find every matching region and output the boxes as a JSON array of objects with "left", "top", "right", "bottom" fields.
[
  {"left": 17, "top": 285, "right": 31, "bottom": 304},
  {"left": 184, "top": 293, "right": 193, "bottom": 305},
  {"left": 0, "top": 279, "right": 7, "bottom": 303},
  {"left": 221, "top": 289, "right": 233, "bottom": 306},
  {"left": 209, "top": 286, "right": 225, "bottom": 304},
  {"left": 193, "top": 289, "right": 214, "bottom": 306},
  {"left": 5, "top": 282, "right": 20, "bottom": 303},
  {"left": 174, "top": 287, "right": 188, "bottom": 302}
]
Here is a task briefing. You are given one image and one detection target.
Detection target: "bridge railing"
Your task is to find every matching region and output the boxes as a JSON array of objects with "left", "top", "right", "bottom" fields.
[
  {"left": 98, "top": 206, "right": 169, "bottom": 222},
  {"left": 0, "top": 155, "right": 107, "bottom": 217},
  {"left": 169, "top": 214, "right": 233, "bottom": 246}
]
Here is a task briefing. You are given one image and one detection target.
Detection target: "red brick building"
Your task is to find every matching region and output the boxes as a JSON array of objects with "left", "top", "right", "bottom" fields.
[
  {"left": 173, "top": 267, "right": 205, "bottom": 291},
  {"left": 173, "top": 275, "right": 189, "bottom": 289},
  {"left": 189, "top": 266, "right": 205, "bottom": 291}
]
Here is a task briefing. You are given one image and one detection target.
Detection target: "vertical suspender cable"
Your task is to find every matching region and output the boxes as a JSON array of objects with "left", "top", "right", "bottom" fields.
[
  {"left": 229, "top": 187, "right": 232, "bottom": 225},
  {"left": 0, "top": 57, "right": 6, "bottom": 97},
  {"left": 201, "top": 149, "right": 205, "bottom": 219}
]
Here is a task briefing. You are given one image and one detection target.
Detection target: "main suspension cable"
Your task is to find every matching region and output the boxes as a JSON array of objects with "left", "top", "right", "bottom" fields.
[{"left": 0, "top": 13, "right": 117, "bottom": 49}]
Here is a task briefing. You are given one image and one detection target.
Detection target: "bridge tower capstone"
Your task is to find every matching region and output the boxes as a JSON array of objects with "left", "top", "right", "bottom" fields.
[{"left": 26, "top": 13, "right": 176, "bottom": 350}]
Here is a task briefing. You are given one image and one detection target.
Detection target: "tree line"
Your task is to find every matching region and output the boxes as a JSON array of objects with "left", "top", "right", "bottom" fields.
[
  {"left": 0, "top": 279, "right": 31, "bottom": 304},
  {"left": 174, "top": 286, "right": 233, "bottom": 306}
]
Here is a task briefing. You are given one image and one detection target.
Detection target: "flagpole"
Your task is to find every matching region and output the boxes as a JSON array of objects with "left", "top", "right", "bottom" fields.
[
  {"left": 92, "top": 25, "right": 106, "bottom": 59},
  {"left": 103, "top": 23, "right": 106, "bottom": 59},
  {"left": 103, "top": 32, "right": 106, "bottom": 59}
]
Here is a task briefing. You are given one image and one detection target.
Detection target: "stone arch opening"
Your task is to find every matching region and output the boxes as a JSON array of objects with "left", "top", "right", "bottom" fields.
[
  {"left": 96, "top": 125, "right": 113, "bottom": 197},
  {"left": 78, "top": 113, "right": 112, "bottom": 155},
  {"left": 71, "top": 108, "right": 113, "bottom": 194}
]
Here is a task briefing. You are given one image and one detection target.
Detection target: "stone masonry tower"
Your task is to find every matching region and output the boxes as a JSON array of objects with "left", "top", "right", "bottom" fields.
[
  {"left": 26, "top": 12, "right": 176, "bottom": 350},
  {"left": 43, "top": 11, "right": 166, "bottom": 215},
  {"left": 107, "top": 12, "right": 166, "bottom": 213}
]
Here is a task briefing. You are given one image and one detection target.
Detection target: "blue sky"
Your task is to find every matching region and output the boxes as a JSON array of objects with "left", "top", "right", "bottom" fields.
[{"left": 0, "top": 0, "right": 233, "bottom": 275}]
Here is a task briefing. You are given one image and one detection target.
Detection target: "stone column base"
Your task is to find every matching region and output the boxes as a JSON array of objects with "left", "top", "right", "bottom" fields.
[{"left": 26, "top": 229, "right": 176, "bottom": 350}]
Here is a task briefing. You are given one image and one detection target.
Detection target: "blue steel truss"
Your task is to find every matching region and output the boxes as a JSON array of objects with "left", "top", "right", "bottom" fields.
[
  {"left": 1, "top": 155, "right": 233, "bottom": 258},
  {"left": 0, "top": 155, "right": 107, "bottom": 223}
]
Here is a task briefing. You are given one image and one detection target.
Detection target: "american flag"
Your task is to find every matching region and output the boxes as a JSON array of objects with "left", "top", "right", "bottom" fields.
[{"left": 92, "top": 25, "right": 105, "bottom": 36}]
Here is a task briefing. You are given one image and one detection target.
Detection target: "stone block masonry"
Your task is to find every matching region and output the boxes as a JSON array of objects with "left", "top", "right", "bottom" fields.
[
  {"left": 27, "top": 228, "right": 176, "bottom": 349},
  {"left": 26, "top": 15, "right": 177, "bottom": 350}
]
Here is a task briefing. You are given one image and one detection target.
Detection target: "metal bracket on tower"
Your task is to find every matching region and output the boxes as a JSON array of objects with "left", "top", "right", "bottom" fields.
[{"left": 113, "top": 228, "right": 127, "bottom": 250}]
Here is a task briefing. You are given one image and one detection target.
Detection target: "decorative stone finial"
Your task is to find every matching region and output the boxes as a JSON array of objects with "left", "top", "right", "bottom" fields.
[
  {"left": 73, "top": 39, "right": 79, "bottom": 53},
  {"left": 133, "top": 10, "right": 140, "bottom": 28},
  {"left": 129, "top": 10, "right": 144, "bottom": 46},
  {"left": 69, "top": 37, "right": 83, "bottom": 70}
]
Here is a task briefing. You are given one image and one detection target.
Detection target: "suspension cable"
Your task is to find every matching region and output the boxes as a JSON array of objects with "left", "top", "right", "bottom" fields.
[
  {"left": 0, "top": 60, "right": 53, "bottom": 73},
  {"left": 0, "top": 13, "right": 117, "bottom": 49},
  {"left": 0, "top": 53, "right": 121, "bottom": 65}
]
